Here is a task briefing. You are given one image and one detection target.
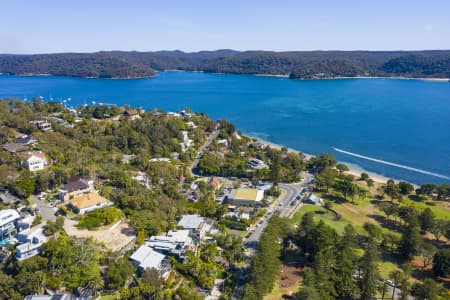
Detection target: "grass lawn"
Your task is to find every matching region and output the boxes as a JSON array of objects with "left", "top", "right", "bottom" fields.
[
  {"left": 264, "top": 284, "right": 300, "bottom": 300},
  {"left": 99, "top": 295, "right": 117, "bottom": 300},
  {"left": 401, "top": 196, "right": 450, "bottom": 220}
]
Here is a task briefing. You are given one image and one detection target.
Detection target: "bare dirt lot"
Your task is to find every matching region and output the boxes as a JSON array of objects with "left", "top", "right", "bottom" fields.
[
  {"left": 279, "top": 264, "right": 304, "bottom": 288},
  {"left": 63, "top": 218, "right": 136, "bottom": 252}
]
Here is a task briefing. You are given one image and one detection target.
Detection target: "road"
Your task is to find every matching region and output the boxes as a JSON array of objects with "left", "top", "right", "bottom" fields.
[
  {"left": 232, "top": 172, "right": 314, "bottom": 299},
  {"left": 190, "top": 123, "right": 220, "bottom": 176}
]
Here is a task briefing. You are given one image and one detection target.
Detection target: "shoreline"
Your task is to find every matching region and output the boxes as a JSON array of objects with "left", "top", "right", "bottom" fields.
[
  {"left": 2, "top": 71, "right": 449, "bottom": 82},
  {"left": 247, "top": 135, "right": 392, "bottom": 184}
]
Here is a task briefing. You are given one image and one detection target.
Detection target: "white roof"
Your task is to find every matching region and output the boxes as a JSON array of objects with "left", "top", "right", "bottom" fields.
[
  {"left": 149, "top": 158, "right": 171, "bottom": 163},
  {"left": 130, "top": 245, "right": 166, "bottom": 270},
  {"left": 177, "top": 214, "right": 205, "bottom": 229},
  {"left": 0, "top": 209, "right": 20, "bottom": 227},
  {"left": 308, "top": 193, "right": 322, "bottom": 203}
]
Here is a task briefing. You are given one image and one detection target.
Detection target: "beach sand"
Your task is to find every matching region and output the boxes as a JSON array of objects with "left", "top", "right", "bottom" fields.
[{"left": 249, "top": 136, "right": 390, "bottom": 184}]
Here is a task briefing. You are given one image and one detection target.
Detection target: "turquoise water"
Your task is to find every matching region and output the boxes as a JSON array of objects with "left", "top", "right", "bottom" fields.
[{"left": 1, "top": 72, "right": 450, "bottom": 184}]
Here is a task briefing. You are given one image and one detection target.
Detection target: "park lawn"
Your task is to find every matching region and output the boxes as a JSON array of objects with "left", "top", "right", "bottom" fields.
[
  {"left": 99, "top": 295, "right": 117, "bottom": 300},
  {"left": 291, "top": 204, "right": 359, "bottom": 234},
  {"left": 400, "top": 196, "right": 450, "bottom": 220},
  {"left": 264, "top": 284, "right": 300, "bottom": 300}
]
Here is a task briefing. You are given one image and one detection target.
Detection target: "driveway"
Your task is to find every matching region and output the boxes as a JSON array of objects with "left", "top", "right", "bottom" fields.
[{"left": 33, "top": 195, "right": 56, "bottom": 221}]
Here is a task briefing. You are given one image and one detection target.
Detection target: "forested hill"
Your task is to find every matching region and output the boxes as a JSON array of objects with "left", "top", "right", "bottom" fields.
[
  {"left": 0, "top": 52, "right": 156, "bottom": 78},
  {"left": 1, "top": 50, "right": 450, "bottom": 79}
]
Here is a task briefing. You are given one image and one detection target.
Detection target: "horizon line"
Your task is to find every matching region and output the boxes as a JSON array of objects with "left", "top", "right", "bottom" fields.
[{"left": 2, "top": 48, "right": 450, "bottom": 55}]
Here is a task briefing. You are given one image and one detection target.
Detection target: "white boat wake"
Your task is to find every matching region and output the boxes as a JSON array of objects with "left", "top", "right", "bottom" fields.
[{"left": 332, "top": 147, "right": 450, "bottom": 180}]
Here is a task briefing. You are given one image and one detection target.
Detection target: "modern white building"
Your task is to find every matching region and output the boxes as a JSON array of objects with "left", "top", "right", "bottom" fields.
[
  {"left": 130, "top": 245, "right": 171, "bottom": 279},
  {"left": 146, "top": 230, "right": 191, "bottom": 257},
  {"left": 0, "top": 209, "right": 20, "bottom": 244},
  {"left": 22, "top": 151, "right": 48, "bottom": 172},
  {"left": 248, "top": 158, "right": 269, "bottom": 170},
  {"left": 177, "top": 214, "right": 208, "bottom": 239},
  {"left": 30, "top": 120, "right": 52, "bottom": 132},
  {"left": 15, "top": 227, "right": 48, "bottom": 260}
]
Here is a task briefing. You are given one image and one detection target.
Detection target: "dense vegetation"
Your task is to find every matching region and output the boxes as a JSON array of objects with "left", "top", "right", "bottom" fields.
[
  {"left": 1, "top": 50, "right": 450, "bottom": 79},
  {"left": 0, "top": 52, "right": 155, "bottom": 78}
]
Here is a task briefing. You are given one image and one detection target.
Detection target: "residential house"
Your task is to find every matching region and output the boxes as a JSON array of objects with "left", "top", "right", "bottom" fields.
[
  {"left": 69, "top": 192, "right": 113, "bottom": 214},
  {"left": 146, "top": 229, "right": 191, "bottom": 258},
  {"left": 149, "top": 157, "right": 171, "bottom": 163},
  {"left": 15, "top": 227, "right": 48, "bottom": 260},
  {"left": 123, "top": 109, "right": 141, "bottom": 120},
  {"left": 186, "top": 121, "right": 197, "bottom": 129},
  {"left": 24, "top": 294, "right": 72, "bottom": 300},
  {"left": 59, "top": 177, "right": 94, "bottom": 201},
  {"left": 2, "top": 142, "right": 28, "bottom": 153},
  {"left": 210, "top": 177, "right": 222, "bottom": 192},
  {"left": 177, "top": 214, "right": 208, "bottom": 239},
  {"left": 216, "top": 139, "right": 228, "bottom": 148},
  {"left": 248, "top": 158, "right": 269, "bottom": 170},
  {"left": 130, "top": 245, "right": 171, "bottom": 279},
  {"left": 0, "top": 209, "right": 20, "bottom": 244},
  {"left": 30, "top": 120, "right": 52, "bottom": 132},
  {"left": 121, "top": 154, "right": 136, "bottom": 164},
  {"left": 22, "top": 151, "right": 48, "bottom": 172},
  {"left": 304, "top": 193, "right": 323, "bottom": 206},
  {"left": 227, "top": 188, "right": 264, "bottom": 207},
  {"left": 14, "top": 135, "right": 38, "bottom": 145}
]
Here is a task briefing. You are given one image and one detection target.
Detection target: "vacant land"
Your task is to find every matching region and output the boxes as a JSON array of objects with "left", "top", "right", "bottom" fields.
[{"left": 64, "top": 218, "right": 136, "bottom": 252}]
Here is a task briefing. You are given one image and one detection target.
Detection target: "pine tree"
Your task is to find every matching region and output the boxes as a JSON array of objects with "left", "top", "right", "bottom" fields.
[{"left": 359, "top": 240, "right": 380, "bottom": 300}]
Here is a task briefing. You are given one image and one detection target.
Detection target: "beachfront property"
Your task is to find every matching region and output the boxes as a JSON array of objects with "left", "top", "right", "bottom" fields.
[
  {"left": 21, "top": 151, "right": 48, "bottom": 172},
  {"left": 130, "top": 245, "right": 171, "bottom": 279},
  {"left": 146, "top": 229, "right": 191, "bottom": 258},
  {"left": 59, "top": 177, "right": 94, "bottom": 201},
  {"left": 15, "top": 227, "right": 47, "bottom": 261},
  {"left": 0, "top": 209, "right": 20, "bottom": 244},
  {"left": 69, "top": 191, "right": 113, "bottom": 214},
  {"left": 248, "top": 158, "right": 269, "bottom": 170},
  {"left": 227, "top": 188, "right": 264, "bottom": 207},
  {"left": 30, "top": 120, "right": 52, "bottom": 132}
]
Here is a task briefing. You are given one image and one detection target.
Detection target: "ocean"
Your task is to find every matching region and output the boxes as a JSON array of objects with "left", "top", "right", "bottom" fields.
[{"left": 1, "top": 71, "right": 449, "bottom": 184}]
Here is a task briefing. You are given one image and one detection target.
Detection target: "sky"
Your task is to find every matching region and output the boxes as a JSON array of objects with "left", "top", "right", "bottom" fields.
[{"left": 1, "top": 0, "right": 450, "bottom": 53}]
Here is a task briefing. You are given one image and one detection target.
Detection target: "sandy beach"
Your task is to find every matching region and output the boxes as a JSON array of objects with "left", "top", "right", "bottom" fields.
[{"left": 249, "top": 135, "right": 391, "bottom": 184}]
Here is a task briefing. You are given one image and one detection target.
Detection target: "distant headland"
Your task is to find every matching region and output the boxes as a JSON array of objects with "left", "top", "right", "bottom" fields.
[{"left": 1, "top": 50, "right": 450, "bottom": 80}]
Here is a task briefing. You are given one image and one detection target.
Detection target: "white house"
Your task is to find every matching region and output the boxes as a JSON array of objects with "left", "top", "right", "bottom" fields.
[
  {"left": 22, "top": 151, "right": 48, "bottom": 172},
  {"left": 0, "top": 209, "right": 20, "bottom": 244},
  {"left": 177, "top": 214, "right": 208, "bottom": 239},
  {"left": 248, "top": 158, "right": 269, "bottom": 170},
  {"left": 146, "top": 229, "right": 191, "bottom": 257},
  {"left": 15, "top": 227, "right": 48, "bottom": 260},
  {"left": 130, "top": 245, "right": 171, "bottom": 279},
  {"left": 30, "top": 120, "right": 52, "bottom": 132}
]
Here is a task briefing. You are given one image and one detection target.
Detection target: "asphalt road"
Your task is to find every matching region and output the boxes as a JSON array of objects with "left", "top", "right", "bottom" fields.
[
  {"left": 191, "top": 123, "right": 220, "bottom": 176},
  {"left": 232, "top": 173, "right": 314, "bottom": 299}
]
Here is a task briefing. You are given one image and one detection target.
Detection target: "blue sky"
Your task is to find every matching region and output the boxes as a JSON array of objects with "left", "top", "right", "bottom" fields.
[{"left": 2, "top": 0, "right": 450, "bottom": 53}]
